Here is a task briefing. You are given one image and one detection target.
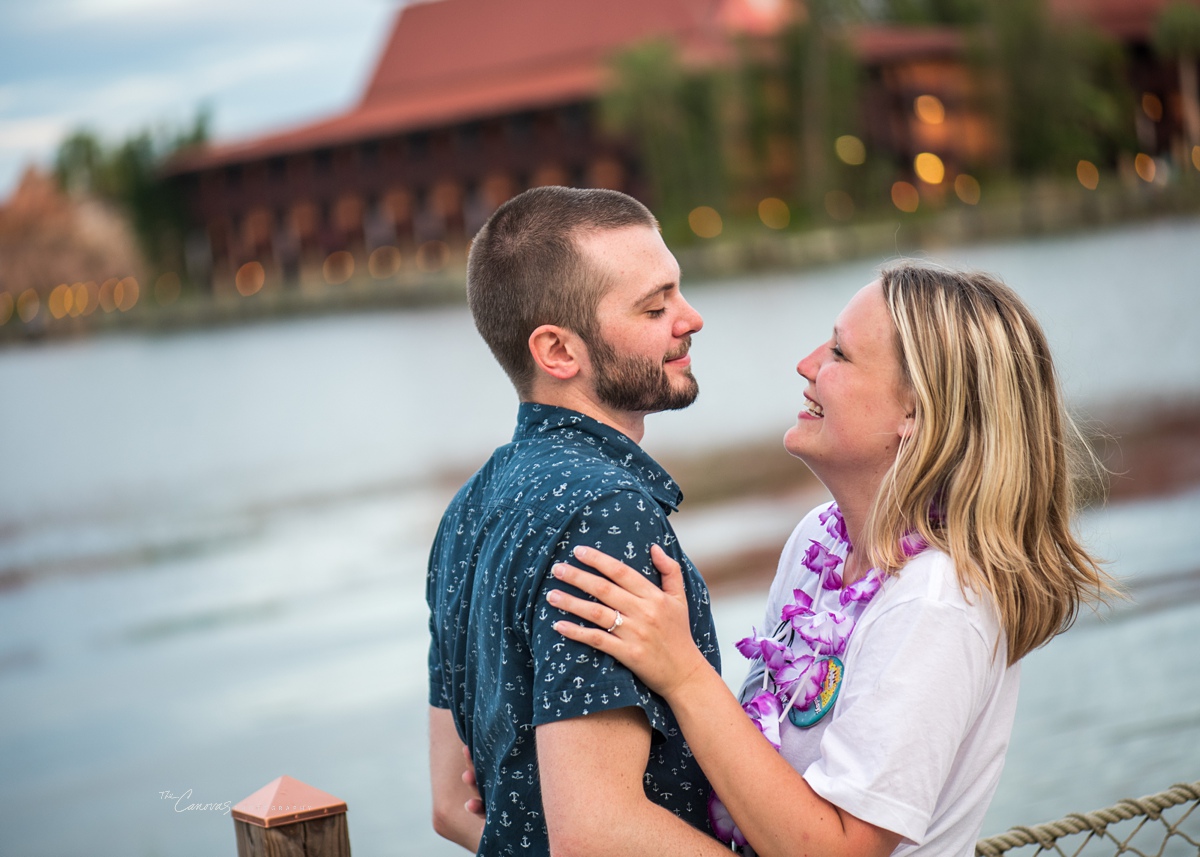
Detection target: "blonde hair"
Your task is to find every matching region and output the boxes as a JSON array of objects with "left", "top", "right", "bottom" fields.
[{"left": 865, "top": 263, "right": 1114, "bottom": 664}]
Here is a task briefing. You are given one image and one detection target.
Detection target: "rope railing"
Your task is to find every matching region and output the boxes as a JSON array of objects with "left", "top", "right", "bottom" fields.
[{"left": 976, "top": 781, "right": 1200, "bottom": 857}]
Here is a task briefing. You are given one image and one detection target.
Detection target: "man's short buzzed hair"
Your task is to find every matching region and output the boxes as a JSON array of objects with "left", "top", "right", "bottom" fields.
[{"left": 466, "top": 186, "right": 658, "bottom": 397}]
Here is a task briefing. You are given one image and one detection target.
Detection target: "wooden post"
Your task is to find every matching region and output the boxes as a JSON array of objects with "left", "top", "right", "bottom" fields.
[{"left": 231, "top": 775, "right": 350, "bottom": 857}]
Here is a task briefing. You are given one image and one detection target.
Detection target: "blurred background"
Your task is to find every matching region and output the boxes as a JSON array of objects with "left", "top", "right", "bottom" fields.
[{"left": 1, "top": 0, "right": 1198, "bottom": 854}]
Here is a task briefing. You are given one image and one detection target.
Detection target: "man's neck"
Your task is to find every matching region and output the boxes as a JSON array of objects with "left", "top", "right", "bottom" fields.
[{"left": 523, "top": 387, "right": 647, "bottom": 444}]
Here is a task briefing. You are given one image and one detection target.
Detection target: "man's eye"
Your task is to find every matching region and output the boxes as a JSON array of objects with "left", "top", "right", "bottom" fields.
[
  {"left": 831, "top": 344, "right": 846, "bottom": 359},
  {"left": 647, "top": 308, "right": 666, "bottom": 318}
]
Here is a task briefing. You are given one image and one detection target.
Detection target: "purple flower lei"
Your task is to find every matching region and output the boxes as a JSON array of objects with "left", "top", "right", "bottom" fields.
[{"left": 710, "top": 503, "right": 927, "bottom": 845}]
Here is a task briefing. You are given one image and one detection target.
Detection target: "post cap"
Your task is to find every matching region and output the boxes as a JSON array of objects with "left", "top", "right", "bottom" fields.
[{"left": 231, "top": 775, "right": 348, "bottom": 829}]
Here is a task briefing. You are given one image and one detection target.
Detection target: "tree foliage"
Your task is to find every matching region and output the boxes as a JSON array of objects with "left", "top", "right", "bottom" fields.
[
  {"left": 53, "top": 110, "right": 209, "bottom": 273},
  {"left": 602, "top": 40, "right": 728, "bottom": 238},
  {"left": 973, "top": 0, "right": 1133, "bottom": 174}
]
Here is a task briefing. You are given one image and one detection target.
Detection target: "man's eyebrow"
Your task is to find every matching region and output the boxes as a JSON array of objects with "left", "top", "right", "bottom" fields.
[{"left": 634, "top": 283, "right": 676, "bottom": 306}]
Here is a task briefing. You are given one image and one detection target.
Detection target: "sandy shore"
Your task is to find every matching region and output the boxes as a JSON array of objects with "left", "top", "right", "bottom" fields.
[{"left": 659, "top": 399, "right": 1200, "bottom": 594}]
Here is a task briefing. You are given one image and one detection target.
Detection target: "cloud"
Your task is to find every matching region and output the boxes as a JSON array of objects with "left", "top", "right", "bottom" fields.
[
  {"left": 0, "top": 0, "right": 403, "bottom": 196},
  {"left": 0, "top": 116, "right": 70, "bottom": 151}
]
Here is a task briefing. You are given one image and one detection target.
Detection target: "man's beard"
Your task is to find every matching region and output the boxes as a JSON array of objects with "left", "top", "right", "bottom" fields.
[{"left": 586, "top": 333, "right": 699, "bottom": 414}]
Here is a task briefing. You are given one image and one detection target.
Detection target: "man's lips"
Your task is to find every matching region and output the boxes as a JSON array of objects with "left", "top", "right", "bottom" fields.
[{"left": 665, "top": 336, "right": 693, "bottom": 366}]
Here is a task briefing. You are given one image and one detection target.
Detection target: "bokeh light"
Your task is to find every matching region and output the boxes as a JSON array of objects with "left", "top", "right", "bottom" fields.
[
  {"left": 416, "top": 241, "right": 449, "bottom": 273},
  {"left": 49, "top": 283, "right": 72, "bottom": 319},
  {"left": 99, "top": 278, "right": 118, "bottom": 313},
  {"left": 835, "top": 135, "right": 866, "bottom": 166},
  {"left": 17, "top": 288, "right": 40, "bottom": 322},
  {"left": 891, "top": 181, "right": 920, "bottom": 213},
  {"left": 79, "top": 282, "right": 98, "bottom": 316},
  {"left": 914, "top": 152, "right": 946, "bottom": 184},
  {"left": 1134, "top": 153, "right": 1156, "bottom": 183},
  {"left": 71, "top": 282, "right": 91, "bottom": 317},
  {"left": 236, "top": 262, "right": 266, "bottom": 296},
  {"left": 0, "top": 292, "right": 13, "bottom": 325},
  {"left": 954, "top": 174, "right": 981, "bottom": 204},
  {"left": 114, "top": 277, "right": 139, "bottom": 311},
  {"left": 368, "top": 246, "right": 402, "bottom": 279},
  {"left": 914, "top": 94, "right": 945, "bottom": 125},
  {"left": 824, "top": 190, "right": 855, "bottom": 221},
  {"left": 155, "top": 272, "right": 182, "bottom": 306},
  {"left": 323, "top": 252, "right": 355, "bottom": 285},
  {"left": 1076, "top": 160, "right": 1100, "bottom": 190},
  {"left": 758, "top": 198, "right": 790, "bottom": 229},
  {"left": 688, "top": 206, "right": 723, "bottom": 239},
  {"left": 1142, "top": 93, "right": 1163, "bottom": 122},
  {"left": 1192, "top": 145, "right": 1200, "bottom": 171}
]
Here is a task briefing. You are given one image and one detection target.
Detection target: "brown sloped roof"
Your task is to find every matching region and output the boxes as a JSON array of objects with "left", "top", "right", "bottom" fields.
[{"left": 169, "top": 0, "right": 735, "bottom": 173}]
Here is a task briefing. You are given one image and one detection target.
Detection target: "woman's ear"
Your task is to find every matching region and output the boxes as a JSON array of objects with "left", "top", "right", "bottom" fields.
[
  {"left": 529, "top": 324, "right": 582, "bottom": 381},
  {"left": 898, "top": 390, "right": 917, "bottom": 440}
]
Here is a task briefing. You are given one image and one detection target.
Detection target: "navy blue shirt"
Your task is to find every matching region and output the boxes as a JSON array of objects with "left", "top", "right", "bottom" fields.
[{"left": 427, "top": 403, "right": 720, "bottom": 855}]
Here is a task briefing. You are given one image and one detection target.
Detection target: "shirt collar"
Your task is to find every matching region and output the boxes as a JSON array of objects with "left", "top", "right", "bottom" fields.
[{"left": 513, "top": 402, "right": 683, "bottom": 512}]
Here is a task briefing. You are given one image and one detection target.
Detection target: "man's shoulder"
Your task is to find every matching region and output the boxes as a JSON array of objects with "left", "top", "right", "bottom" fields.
[{"left": 456, "top": 432, "right": 662, "bottom": 516}]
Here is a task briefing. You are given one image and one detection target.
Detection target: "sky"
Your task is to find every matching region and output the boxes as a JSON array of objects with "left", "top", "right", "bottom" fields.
[{"left": 0, "top": 0, "right": 410, "bottom": 199}]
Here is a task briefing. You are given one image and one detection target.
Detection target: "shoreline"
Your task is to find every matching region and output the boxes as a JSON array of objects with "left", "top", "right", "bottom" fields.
[{"left": 3, "top": 184, "right": 1198, "bottom": 347}]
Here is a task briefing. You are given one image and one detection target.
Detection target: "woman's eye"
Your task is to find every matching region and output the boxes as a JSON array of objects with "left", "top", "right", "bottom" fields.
[
  {"left": 831, "top": 344, "right": 846, "bottom": 359},
  {"left": 647, "top": 308, "right": 666, "bottom": 318}
]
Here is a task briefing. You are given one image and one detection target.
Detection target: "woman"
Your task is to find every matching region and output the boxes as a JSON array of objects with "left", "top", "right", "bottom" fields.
[{"left": 547, "top": 264, "right": 1113, "bottom": 857}]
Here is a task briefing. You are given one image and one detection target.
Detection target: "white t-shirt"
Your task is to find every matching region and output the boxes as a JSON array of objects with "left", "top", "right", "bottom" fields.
[{"left": 738, "top": 504, "right": 1021, "bottom": 856}]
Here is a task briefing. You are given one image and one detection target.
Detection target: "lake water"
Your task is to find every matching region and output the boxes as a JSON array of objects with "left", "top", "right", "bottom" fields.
[{"left": 1, "top": 217, "right": 1198, "bottom": 856}]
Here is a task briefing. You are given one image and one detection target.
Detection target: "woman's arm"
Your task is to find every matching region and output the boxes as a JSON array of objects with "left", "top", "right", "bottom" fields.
[{"left": 549, "top": 546, "right": 901, "bottom": 857}]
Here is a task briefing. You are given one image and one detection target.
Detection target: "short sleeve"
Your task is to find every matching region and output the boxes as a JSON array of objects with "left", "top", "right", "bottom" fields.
[
  {"left": 426, "top": 519, "right": 453, "bottom": 710},
  {"left": 528, "top": 490, "right": 674, "bottom": 738},
  {"left": 802, "top": 593, "right": 997, "bottom": 844}
]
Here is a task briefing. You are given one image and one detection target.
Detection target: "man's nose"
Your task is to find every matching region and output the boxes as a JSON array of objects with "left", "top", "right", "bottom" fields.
[{"left": 675, "top": 298, "right": 703, "bottom": 336}]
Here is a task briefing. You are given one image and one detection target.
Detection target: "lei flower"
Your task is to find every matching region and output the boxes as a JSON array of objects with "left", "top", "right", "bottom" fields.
[{"left": 709, "top": 503, "right": 927, "bottom": 846}]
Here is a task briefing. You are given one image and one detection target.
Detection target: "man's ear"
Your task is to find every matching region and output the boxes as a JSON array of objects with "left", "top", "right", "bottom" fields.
[{"left": 529, "top": 324, "right": 582, "bottom": 381}]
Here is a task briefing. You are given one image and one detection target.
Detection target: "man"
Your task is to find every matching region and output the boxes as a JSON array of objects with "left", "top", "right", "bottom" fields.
[{"left": 427, "top": 186, "right": 728, "bottom": 855}]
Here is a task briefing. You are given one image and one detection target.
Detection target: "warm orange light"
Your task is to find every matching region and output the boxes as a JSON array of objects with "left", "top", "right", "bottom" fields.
[
  {"left": 322, "top": 251, "right": 355, "bottom": 285},
  {"left": 368, "top": 246, "right": 402, "bottom": 278},
  {"left": 17, "top": 288, "right": 40, "bottom": 323},
  {"left": 98, "top": 278, "right": 117, "bottom": 312},
  {"left": 914, "top": 152, "right": 945, "bottom": 185},
  {"left": 1192, "top": 145, "right": 1200, "bottom": 172},
  {"left": 1142, "top": 93, "right": 1163, "bottom": 122},
  {"left": 1076, "top": 160, "right": 1099, "bottom": 190},
  {"left": 824, "top": 190, "right": 854, "bottom": 221},
  {"left": 835, "top": 135, "right": 866, "bottom": 166},
  {"left": 758, "top": 198, "right": 790, "bottom": 229},
  {"left": 0, "top": 292, "right": 12, "bottom": 325},
  {"left": 70, "top": 282, "right": 89, "bottom": 316},
  {"left": 236, "top": 262, "right": 266, "bottom": 296},
  {"left": 80, "top": 281, "right": 99, "bottom": 316},
  {"left": 688, "top": 206, "right": 723, "bottom": 239},
  {"left": 891, "top": 181, "right": 920, "bottom": 213},
  {"left": 416, "top": 241, "right": 449, "bottom": 273},
  {"left": 155, "top": 272, "right": 182, "bottom": 306},
  {"left": 1134, "top": 153, "right": 1156, "bottom": 183},
  {"left": 954, "top": 174, "right": 981, "bottom": 204},
  {"left": 114, "top": 276, "right": 139, "bottom": 311},
  {"left": 914, "top": 95, "right": 945, "bottom": 125},
  {"left": 49, "top": 283, "right": 71, "bottom": 319}
]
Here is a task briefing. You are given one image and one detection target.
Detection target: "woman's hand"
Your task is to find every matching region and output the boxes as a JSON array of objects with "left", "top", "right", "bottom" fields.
[{"left": 548, "top": 544, "right": 711, "bottom": 701}]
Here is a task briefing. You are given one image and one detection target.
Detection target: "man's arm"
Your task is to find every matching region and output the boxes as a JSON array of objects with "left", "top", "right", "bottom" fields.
[
  {"left": 536, "top": 706, "right": 731, "bottom": 857},
  {"left": 429, "top": 706, "right": 484, "bottom": 852}
]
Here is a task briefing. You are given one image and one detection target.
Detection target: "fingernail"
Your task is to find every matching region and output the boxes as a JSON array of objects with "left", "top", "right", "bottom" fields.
[
  {"left": 546, "top": 591, "right": 561, "bottom": 606},
  {"left": 573, "top": 546, "right": 589, "bottom": 558},
  {"left": 552, "top": 563, "right": 566, "bottom": 578}
]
